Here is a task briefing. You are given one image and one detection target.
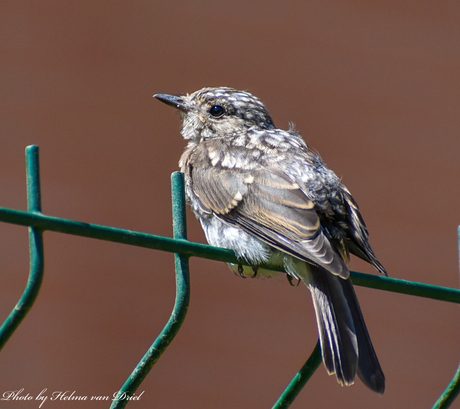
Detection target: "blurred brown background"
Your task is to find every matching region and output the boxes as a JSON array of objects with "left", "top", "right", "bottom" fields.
[{"left": 1, "top": 2, "right": 459, "bottom": 408}]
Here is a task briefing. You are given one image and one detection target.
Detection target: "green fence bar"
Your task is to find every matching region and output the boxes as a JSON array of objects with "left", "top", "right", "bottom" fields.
[
  {"left": 431, "top": 226, "right": 460, "bottom": 409},
  {"left": 0, "top": 145, "right": 459, "bottom": 408},
  {"left": 351, "top": 272, "right": 460, "bottom": 304},
  {"left": 0, "top": 207, "right": 237, "bottom": 264},
  {"left": 110, "top": 172, "right": 190, "bottom": 409},
  {"left": 0, "top": 146, "right": 44, "bottom": 351},
  {"left": 433, "top": 363, "right": 460, "bottom": 409},
  {"left": 272, "top": 341, "right": 322, "bottom": 409},
  {"left": 0, "top": 204, "right": 459, "bottom": 306}
]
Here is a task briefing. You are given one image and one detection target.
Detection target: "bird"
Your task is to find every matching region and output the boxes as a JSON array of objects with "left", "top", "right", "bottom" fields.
[{"left": 154, "top": 87, "right": 386, "bottom": 394}]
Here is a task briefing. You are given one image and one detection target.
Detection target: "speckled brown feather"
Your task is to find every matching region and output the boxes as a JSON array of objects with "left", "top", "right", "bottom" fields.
[{"left": 157, "top": 87, "right": 386, "bottom": 394}]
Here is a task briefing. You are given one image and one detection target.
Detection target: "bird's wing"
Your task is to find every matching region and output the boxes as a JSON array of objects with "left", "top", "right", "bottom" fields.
[
  {"left": 190, "top": 165, "right": 349, "bottom": 278},
  {"left": 342, "top": 188, "right": 387, "bottom": 276}
]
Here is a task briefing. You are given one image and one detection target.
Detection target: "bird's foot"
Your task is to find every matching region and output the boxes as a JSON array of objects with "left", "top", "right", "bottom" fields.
[{"left": 237, "top": 264, "right": 259, "bottom": 278}]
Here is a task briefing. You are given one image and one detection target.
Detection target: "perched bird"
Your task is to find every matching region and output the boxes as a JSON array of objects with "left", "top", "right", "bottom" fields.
[{"left": 154, "top": 87, "right": 386, "bottom": 393}]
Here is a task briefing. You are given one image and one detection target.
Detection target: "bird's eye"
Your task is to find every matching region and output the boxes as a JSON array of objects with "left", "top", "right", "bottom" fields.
[{"left": 209, "top": 105, "right": 225, "bottom": 118}]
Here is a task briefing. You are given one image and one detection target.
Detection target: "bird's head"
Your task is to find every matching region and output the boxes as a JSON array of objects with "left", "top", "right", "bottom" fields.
[{"left": 154, "top": 87, "right": 275, "bottom": 142}]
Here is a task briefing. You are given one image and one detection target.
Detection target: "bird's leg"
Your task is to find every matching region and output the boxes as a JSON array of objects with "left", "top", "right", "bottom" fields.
[{"left": 251, "top": 266, "right": 258, "bottom": 278}]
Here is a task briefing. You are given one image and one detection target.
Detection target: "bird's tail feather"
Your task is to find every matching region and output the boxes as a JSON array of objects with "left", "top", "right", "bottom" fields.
[
  {"left": 338, "top": 275, "right": 385, "bottom": 394},
  {"left": 306, "top": 267, "right": 359, "bottom": 386},
  {"left": 292, "top": 261, "right": 385, "bottom": 393}
]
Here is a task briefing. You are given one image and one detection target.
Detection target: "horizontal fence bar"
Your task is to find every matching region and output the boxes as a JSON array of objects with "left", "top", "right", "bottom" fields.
[
  {"left": 0, "top": 207, "right": 459, "bottom": 305},
  {"left": 351, "top": 272, "right": 460, "bottom": 304},
  {"left": 0, "top": 207, "right": 236, "bottom": 262}
]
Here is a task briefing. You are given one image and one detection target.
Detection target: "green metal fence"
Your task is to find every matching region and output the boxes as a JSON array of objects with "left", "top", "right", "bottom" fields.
[{"left": 0, "top": 145, "right": 459, "bottom": 408}]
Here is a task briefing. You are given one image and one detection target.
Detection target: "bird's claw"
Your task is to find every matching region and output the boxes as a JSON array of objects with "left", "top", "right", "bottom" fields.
[
  {"left": 237, "top": 264, "right": 259, "bottom": 278},
  {"left": 237, "top": 264, "right": 246, "bottom": 278},
  {"left": 287, "top": 275, "right": 301, "bottom": 286}
]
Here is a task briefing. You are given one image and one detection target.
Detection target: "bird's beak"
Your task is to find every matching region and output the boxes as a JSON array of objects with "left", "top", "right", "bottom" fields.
[{"left": 154, "top": 93, "right": 189, "bottom": 113}]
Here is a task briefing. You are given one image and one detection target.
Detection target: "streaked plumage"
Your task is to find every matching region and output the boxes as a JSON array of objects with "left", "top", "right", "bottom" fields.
[{"left": 155, "top": 87, "right": 386, "bottom": 393}]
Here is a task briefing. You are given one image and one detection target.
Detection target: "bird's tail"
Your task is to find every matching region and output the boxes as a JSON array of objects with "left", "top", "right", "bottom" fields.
[
  {"left": 289, "top": 260, "right": 385, "bottom": 394},
  {"left": 338, "top": 273, "right": 385, "bottom": 394}
]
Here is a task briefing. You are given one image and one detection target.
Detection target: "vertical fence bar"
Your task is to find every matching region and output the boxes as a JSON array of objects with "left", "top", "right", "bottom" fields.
[
  {"left": 432, "top": 363, "right": 460, "bottom": 409},
  {"left": 431, "top": 226, "right": 460, "bottom": 408},
  {"left": 0, "top": 145, "right": 44, "bottom": 351},
  {"left": 272, "top": 341, "right": 322, "bottom": 409},
  {"left": 111, "top": 172, "right": 190, "bottom": 409}
]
